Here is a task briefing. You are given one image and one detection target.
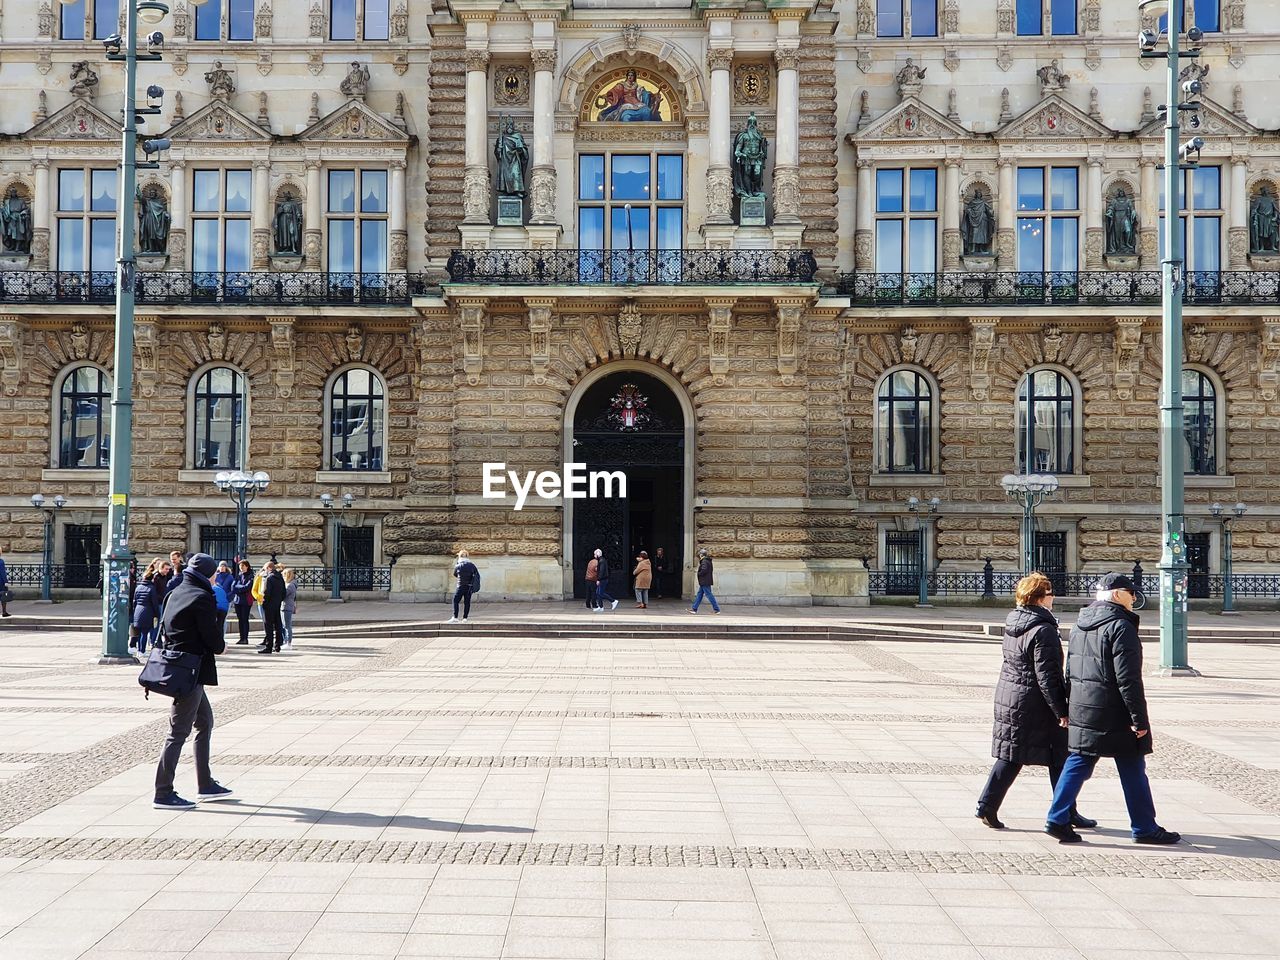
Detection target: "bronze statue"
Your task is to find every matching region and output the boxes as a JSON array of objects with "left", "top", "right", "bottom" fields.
[
  {"left": 961, "top": 191, "right": 995, "bottom": 256},
  {"left": 0, "top": 187, "right": 32, "bottom": 255},
  {"left": 137, "top": 188, "right": 171, "bottom": 255},
  {"left": 732, "top": 112, "right": 768, "bottom": 199},
  {"left": 493, "top": 115, "right": 528, "bottom": 197},
  {"left": 1251, "top": 186, "right": 1280, "bottom": 255},
  {"left": 1105, "top": 188, "right": 1139, "bottom": 257},
  {"left": 274, "top": 191, "right": 303, "bottom": 256}
]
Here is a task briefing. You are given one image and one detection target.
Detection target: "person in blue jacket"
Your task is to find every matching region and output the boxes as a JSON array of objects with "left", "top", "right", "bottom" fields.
[
  {"left": 213, "top": 561, "right": 235, "bottom": 633},
  {"left": 230, "top": 559, "right": 254, "bottom": 645},
  {"left": 130, "top": 560, "right": 164, "bottom": 654}
]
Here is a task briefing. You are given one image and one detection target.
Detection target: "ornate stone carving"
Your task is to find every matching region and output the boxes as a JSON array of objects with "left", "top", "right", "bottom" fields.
[
  {"left": 172, "top": 1, "right": 188, "bottom": 37},
  {"left": 895, "top": 59, "right": 926, "bottom": 99},
  {"left": 252, "top": 228, "right": 269, "bottom": 269},
  {"left": 1229, "top": 226, "right": 1249, "bottom": 270},
  {"left": 35, "top": 91, "right": 49, "bottom": 124},
  {"left": 308, "top": 93, "right": 321, "bottom": 124},
  {"left": 1259, "top": 317, "right": 1280, "bottom": 401},
  {"left": 999, "top": 88, "right": 1012, "bottom": 123},
  {"left": 1185, "top": 324, "right": 1208, "bottom": 364},
  {"left": 32, "top": 228, "right": 51, "bottom": 269},
  {"left": 1037, "top": 60, "right": 1070, "bottom": 94},
  {"left": 1085, "top": 46, "right": 1101, "bottom": 71},
  {"left": 943, "top": 49, "right": 959, "bottom": 74},
  {"left": 1233, "top": 84, "right": 1247, "bottom": 121},
  {"left": 171, "top": 51, "right": 187, "bottom": 77},
  {"left": 70, "top": 61, "right": 99, "bottom": 100},
  {"left": 1043, "top": 324, "right": 1063, "bottom": 364},
  {"left": 1082, "top": 0, "right": 1101, "bottom": 32},
  {"left": 394, "top": 54, "right": 409, "bottom": 77},
  {"left": 900, "top": 326, "right": 918, "bottom": 364},
  {"left": 390, "top": 230, "right": 408, "bottom": 271},
  {"left": 996, "top": 46, "right": 1012, "bottom": 73},
  {"left": 458, "top": 300, "right": 486, "bottom": 384},
  {"left": 706, "top": 47, "right": 734, "bottom": 73},
  {"left": 308, "top": 51, "right": 324, "bottom": 76},
  {"left": 622, "top": 22, "right": 640, "bottom": 58},
  {"left": 996, "top": 0, "right": 1014, "bottom": 33},
  {"left": 345, "top": 325, "right": 364, "bottom": 361},
  {"left": 169, "top": 228, "right": 186, "bottom": 266},
  {"left": 942, "top": 0, "right": 959, "bottom": 34},
  {"left": 1226, "top": 42, "right": 1244, "bottom": 69},
  {"left": 1141, "top": 86, "right": 1155, "bottom": 124},
  {"left": 466, "top": 50, "right": 490, "bottom": 73},
  {"left": 854, "top": 230, "right": 872, "bottom": 269},
  {"left": 309, "top": 1, "right": 325, "bottom": 39},
  {"left": 0, "top": 316, "right": 24, "bottom": 396},
  {"left": 706, "top": 168, "right": 733, "bottom": 224},
  {"left": 202, "top": 322, "right": 224, "bottom": 360},
  {"left": 1085, "top": 228, "right": 1104, "bottom": 269},
  {"left": 528, "top": 300, "right": 553, "bottom": 382},
  {"left": 1226, "top": 0, "right": 1245, "bottom": 29},
  {"left": 494, "top": 65, "right": 529, "bottom": 106},
  {"left": 257, "top": 51, "right": 273, "bottom": 77},
  {"left": 774, "top": 47, "right": 800, "bottom": 72},
  {"left": 1113, "top": 318, "right": 1144, "bottom": 401},
  {"left": 38, "top": 1, "right": 55, "bottom": 39},
  {"left": 856, "top": 0, "right": 874, "bottom": 34},
  {"left": 271, "top": 318, "right": 297, "bottom": 399},
  {"left": 37, "top": 51, "right": 52, "bottom": 76},
  {"left": 856, "top": 48, "right": 872, "bottom": 74},
  {"left": 772, "top": 167, "right": 800, "bottom": 222},
  {"left": 856, "top": 90, "right": 870, "bottom": 131},
  {"left": 69, "top": 322, "right": 90, "bottom": 360},
  {"left": 734, "top": 64, "right": 770, "bottom": 106},
  {"left": 707, "top": 300, "right": 734, "bottom": 380},
  {"left": 303, "top": 229, "right": 321, "bottom": 270},
  {"left": 256, "top": 0, "right": 272, "bottom": 37},
  {"left": 340, "top": 61, "right": 371, "bottom": 100},
  {"left": 776, "top": 302, "right": 804, "bottom": 377},
  {"left": 969, "top": 318, "right": 997, "bottom": 401},
  {"left": 529, "top": 166, "right": 557, "bottom": 224},
  {"left": 134, "top": 317, "right": 159, "bottom": 398},
  {"left": 391, "top": 1, "right": 408, "bottom": 39},
  {"left": 257, "top": 92, "right": 270, "bottom": 129},
  {"left": 1088, "top": 87, "right": 1101, "bottom": 120},
  {"left": 618, "top": 301, "right": 643, "bottom": 358},
  {"left": 205, "top": 61, "right": 235, "bottom": 101},
  {"left": 946, "top": 88, "right": 959, "bottom": 121},
  {"left": 531, "top": 48, "right": 557, "bottom": 74}
]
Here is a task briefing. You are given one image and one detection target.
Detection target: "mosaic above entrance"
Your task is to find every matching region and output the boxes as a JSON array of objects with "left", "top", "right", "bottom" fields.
[{"left": 583, "top": 68, "right": 680, "bottom": 124}]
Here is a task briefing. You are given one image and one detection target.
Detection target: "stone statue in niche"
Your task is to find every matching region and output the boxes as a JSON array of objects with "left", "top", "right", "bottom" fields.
[
  {"left": 274, "top": 190, "right": 303, "bottom": 256},
  {"left": 0, "top": 187, "right": 33, "bottom": 255},
  {"left": 339, "top": 61, "right": 371, "bottom": 100},
  {"left": 1104, "top": 187, "right": 1139, "bottom": 257},
  {"left": 136, "top": 186, "right": 171, "bottom": 255},
  {"left": 204, "top": 60, "right": 235, "bottom": 100},
  {"left": 1250, "top": 186, "right": 1280, "bottom": 255},
  {"left": 895, "top": 58, "right": 926, "bottom": 98},
  {"left": 70, "top": 60, "right": 99, "bottom": 99},
  {"left": 494, "top": 115, "right": 528, "bottom": 197},
  {"left": 961, "top": 189, "right": 996, "bottom": 257},
  {"left": 732, "top": 113, "right": 768, "bottom": 199}
]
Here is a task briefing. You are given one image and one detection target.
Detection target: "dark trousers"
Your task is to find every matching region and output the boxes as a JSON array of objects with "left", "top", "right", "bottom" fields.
[
  {"left": 453, "top": 586, "right": 472, "bottom": 619},
  {"left": 262, "top": 602, "right": 283, "bottom": 651},
  {"left": 595, "top": 579, "right": 615, "bottom": 605},
  {"left": 978, "top": 757, "right": 1066, "bottom": 814},
  {"left": 155, "top": 684, "right": 214, "bottom": 799},
  {"left": 1048, "top": 753, "right": 1159, "bottom": 837},
  {"left": 234, "top": 605, "right": 251, "bottom": 644},
  {"left": 585, "top": 583, "right": 596, "bottom": 609}
]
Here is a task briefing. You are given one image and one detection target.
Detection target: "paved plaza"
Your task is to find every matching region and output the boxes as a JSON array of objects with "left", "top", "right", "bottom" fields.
[{"left": 0, "top": 608, "right": 1278, "bottom": 960}]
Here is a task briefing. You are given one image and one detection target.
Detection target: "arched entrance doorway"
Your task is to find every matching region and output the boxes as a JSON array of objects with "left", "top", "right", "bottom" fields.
[{"left": 564, "top": 365, "right": 693, "bottom": 602}]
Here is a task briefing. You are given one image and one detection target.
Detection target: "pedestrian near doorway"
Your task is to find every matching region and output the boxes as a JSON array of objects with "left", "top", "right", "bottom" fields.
[
  {"left": 594, "top": 548, "right": 619, "bottom": 611},
  {"left": 230, "top": 560, "right": 253, "bottom": 645},
  {"left": 447, "top": 550, "right": 480, "bottom": 623},
  {"left": 584, "top": 553, "right": 599, "bottom": 610},
  {"left": 653, "top": 547, "right": 668, "bottom": 600},
  {"left": 689, "top": 548, "right": 720, "bottom": 614},
  {"left": 633, "top": 551, "right": 652, "bottom": 608},
  {"left": 152, "top": 553, "right": 233, "bottom": 810},
  {"left": 257, "top": 561, "right": 285, "bottom": 654}
]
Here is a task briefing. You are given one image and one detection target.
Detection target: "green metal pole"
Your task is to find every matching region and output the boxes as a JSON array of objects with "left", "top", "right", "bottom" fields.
[
  {"left": 1023, "top": 499, "right": 1033, "bottom": 574},
  {"left": 41, "top": 512, "right": 53, "bottom": 602},
  {"left": 1159, "top": 0, "right": 1192, "bottom": 672},
  {"left": 1222, "top": 521, "right": 1234, "bottom": 613},
  {"left": 331, "top": 515, "right": 343, "bottom": 601},
  {"left": 101, "top": 1, "right": 140, "bottom": 664},
  {"left": 916, "top": 517, "right": 928, "bottom": 606}
]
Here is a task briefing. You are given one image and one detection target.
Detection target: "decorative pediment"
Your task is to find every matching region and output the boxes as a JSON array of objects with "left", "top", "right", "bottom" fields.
[
  {"left": 1137, "top": 97, "right": 1257, "bottom": 140},
  {"left": 25, "top": 99, "right": 120, "bottom": 141},
  {"left": 847, "top": 96, "right": 973, "bottom": 144},
  {"left": 995, "top": 93, "right": 1114, "bottom": 141},
  {"left": 165, "top": 100, "right": 272, "bottom": 142},
  {"left": 298, "top": 100, "right": 409, "bottom": 144}
]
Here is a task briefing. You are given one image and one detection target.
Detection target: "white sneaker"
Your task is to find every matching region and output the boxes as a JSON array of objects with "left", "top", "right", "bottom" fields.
[
  {"left": 446, "top": 617, "right": 459, "bottom": 623},
  {"left": 611, "top": 600, "right": 619, "bottom": 610},
  {"left": 461, "top": 618, "right": 469, "bottom": 623}
]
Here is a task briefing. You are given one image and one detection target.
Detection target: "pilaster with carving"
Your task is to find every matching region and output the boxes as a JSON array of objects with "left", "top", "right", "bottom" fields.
[
  {"left": 969, "top": 318, "right": 997, "bottom": 401},
  {"left": 530, "top": 166, "right": 557, "bottom": 224},
  {"left": 256, "top": 0, "right": 272, "bottom": 37},
  {"left": 134, "top": 317, "right": 160, "bottom": 398},
  {"left": 1259, "top": 317, "right": 1280, "bottom": 401},
  {"left": 309, "top": 1, "right": 326, "bottom": 39},
  {"left": 773, "top": 166, "right": 801, "bottom": 223},
  {"left": 270, "top": 317, "right": 297, "bottom": 399},
  {"left": 0, "top": 316, "right": 24, "bottom": 396},
  {"left": 707, "top": 299, "right": 734, "bottom": 381},
  {"left": 775, "top": 300, "right": 805, "bottom": 378},
  {"left": 528, "top": 299, "right": 554, "bottom": 383},
  {"left": 1112, "top": 318, "right": 1144, "bottom": 401},
  {"left": 390, "top": 231, "right": 408, "bottom": 271},
  {"left": 464, "top": 167, "right": 492, "bottom": 224},
  {"left": 458, "top": 299, "right": 486, "bottom": 384},
  {"left": 1229, "top": 227, "right": 1249, "bottom": 270},
  {"left": 706, "top": 168, "right": 733, "bottom": 225}
]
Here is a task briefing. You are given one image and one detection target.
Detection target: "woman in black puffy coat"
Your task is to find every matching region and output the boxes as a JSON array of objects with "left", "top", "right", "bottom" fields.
[{"left": 975, "top": 572, "right": 1094, "bottom": 830}]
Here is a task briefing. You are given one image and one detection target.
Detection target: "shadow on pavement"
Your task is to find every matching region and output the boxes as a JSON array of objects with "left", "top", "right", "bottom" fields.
[{"left": 196, "top": 800, "right": 536, "bottom": 835}]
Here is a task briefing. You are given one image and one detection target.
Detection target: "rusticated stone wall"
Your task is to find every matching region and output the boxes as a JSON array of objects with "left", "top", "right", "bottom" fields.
[
  {"left": 423, "top": 30, "right": 467, "bottom": 270},
  {"left": 799, "top": 34, "right": 840, "bottom": 269}
]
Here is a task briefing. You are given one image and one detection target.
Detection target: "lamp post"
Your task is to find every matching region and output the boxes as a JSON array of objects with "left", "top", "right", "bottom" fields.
[
  {"left": 905, "top": 495, "right": 940, "bottom": 607},
  {"left": 1001, "top": 474, "right": 1060, "bottom": 574},
  {"left": 214, "top": 470, "right": 271, "bottom": 562},
  {"left": 1209, "top": 500, "right": 1246, "bottom": 615},
  {"left": 319, "top": 492, "right": 355, "bottom": 602},
  {"left": 30, "top": 494, "right": 67, "bottom": 603},
  {"left": 60, "top": 0, "right": 191, "bottom": 663},
  {"left": 1139, "top": 0, "right": 1204, "bottom": 674}
]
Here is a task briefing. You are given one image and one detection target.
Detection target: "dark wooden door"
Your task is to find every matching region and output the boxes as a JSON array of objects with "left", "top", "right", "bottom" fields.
[{"left": 885, "top": 530, "right": 921, "bottom": 596}]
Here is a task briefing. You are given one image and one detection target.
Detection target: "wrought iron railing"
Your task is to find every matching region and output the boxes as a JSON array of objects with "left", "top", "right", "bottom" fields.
[
  {"left": 0, "top": 271, "right": 428, "bottom": 306},
  {"left": 446, "top": 248, "right": 819, "bottom": 285},
  {"left": 291, "top": 566, "right": 392, "bottom": 592},
  {"left": 835, "top": 271, "right": 1280, "bottom": 307},
  {"left": 2, "top": 564, "right": 102, "bottom": 588}
]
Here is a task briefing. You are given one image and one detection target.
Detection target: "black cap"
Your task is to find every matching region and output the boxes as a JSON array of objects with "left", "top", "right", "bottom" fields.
[
  {"left": 186, "top": 553, "right": 217, "bottom": 578},
  {"left": 1098, "top": 572, "right": 1135, "bottom": 593}
]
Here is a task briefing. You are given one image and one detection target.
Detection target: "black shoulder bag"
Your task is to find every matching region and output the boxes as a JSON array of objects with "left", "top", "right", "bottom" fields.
[{"left": 138, "top": 595, "right": 203, "bottom": 700}]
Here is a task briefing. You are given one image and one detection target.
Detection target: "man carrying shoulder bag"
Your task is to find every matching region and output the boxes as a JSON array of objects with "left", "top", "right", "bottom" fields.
[{"left": 152, "top": 553, "right": 234, "bottom": 810}]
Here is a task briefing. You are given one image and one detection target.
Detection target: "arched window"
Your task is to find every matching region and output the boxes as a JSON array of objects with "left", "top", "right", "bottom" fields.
[
  {"left": 1183, "top": 368, "right": 1218, "bottom": 476},
  {"left": 58, "top": 365, "right": 111, "bottom": 468},
  {"left": 876, "top": 368, "right": 933, "bottom": 473},
  {"left": 1017, "top": 369, "right": 1077, "bottom": 474},
  {"left": 193, "top": 367, "right": 246, "bottom": 470},
  {"left": 328, "top": 367, "right": 385, "bottom": 470}
]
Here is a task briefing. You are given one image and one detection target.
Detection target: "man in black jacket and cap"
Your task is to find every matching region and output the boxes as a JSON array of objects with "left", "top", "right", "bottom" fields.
[
  {"left": 1044, "top": 572, "right": 1180, "bottom": 845},
  {"left": 153, "top": 553, "right": 233, "bottom": 809},
  {"left": 257, "top": 560, "right": 286, "bottom": 654}
]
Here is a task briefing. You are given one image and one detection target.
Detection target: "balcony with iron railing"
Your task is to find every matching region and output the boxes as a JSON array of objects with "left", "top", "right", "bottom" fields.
[
  {"left": 836, "top": 270, "right": 1280, "bottom": 307},
  {"left": 445, "top": 248, "right": 820, "bottom": 286}
]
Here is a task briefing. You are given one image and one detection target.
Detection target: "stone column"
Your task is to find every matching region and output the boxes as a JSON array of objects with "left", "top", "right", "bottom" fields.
[
  {"left": 32, "top": 159, "right": 51, "bottom": 269},
  {"left": 1230, "top": 156, "right": 1248, "bottom": 269},
  {"left": 252, "top": 159, "right": 270, "bottom": 270},
  {"left": 168, "top": 160, "right": 187, "bottom": 268},
  {"left": 389, "top": 159, "right": 407, "bottom": 270},
  {"left": 304, "top": 159, "right": 322, "bottom": 271},
  {"left": 706, "top": 46, "right": 734, "bottom": 225},
  {"left": 773, "top": 38, "right": 801, "bottom": 224},
  {"left": 529, "top": 48, "right": 558, "bottom": 225},
  {"left": 997, "top": 158, "right": 1015, "bottom": 269},
  {"left": 855, "top": 159, "right": 873, "bottom": 270},
  {"left": 1085, "top": 157, "right": 1104, "bottom": 269},
  {"left": 1139, "top": 157, "right": 1158, "bottom": 269},
  {"left": 463, "top": 48, "right": 491, "bottom": 225},
  {"left": 942, "top": 159, "right": 961, "bottom": 270}
]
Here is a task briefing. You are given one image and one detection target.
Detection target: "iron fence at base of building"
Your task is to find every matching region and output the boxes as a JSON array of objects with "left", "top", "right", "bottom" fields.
[
  {"left": 3, "top": 565, "right": 391, "bottom": 595},
  {"left": 446, "top": 248, "right": 820, "bottom": 285},
  {"left": 835, "top": 271, "right": 1280, "bottom": 307},
  {"left": 291, "top": 567, "right": 393, "bottom": 592},
  {"left": 3, "top": 564, "right": 102, "bottom": 589}
]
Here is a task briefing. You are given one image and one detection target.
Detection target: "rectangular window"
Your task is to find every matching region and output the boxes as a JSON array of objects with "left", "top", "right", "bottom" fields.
[
  {"left": 1016, "top": 166, "right": 1079, "bottom": 272},
  {"left": 331, "top": 0, "right": 357, "bottom": 40},
  {"left": 574, "top": 152, "right": 684, "bottom": 254},
  {"left": 94, "top": 0, "right": 119, "bottom": 40},
  {"left": 1016, "top": 0, "right": 1042, "bottom": 35},
  {"left": 61, "top": 0, "right": 86, "bottom": 40},
  {"left": 876, "top": 0, "right": 904, "bottom": 37},
  {"left": 194, "top": 0, "right": 220, "bottom": 40},
  {"left": 57, "top": 168, "right": 116, "bottom": 272},
  {"left": 365, "top": 0, "right": 390, "bottom": 39},
  {"left": 1159, "top": 166, "right": 1222, "bottom": 272},
  {"left": 326, "top": 169, "right": 389, "bottom": 273},
  {"left": 578, "top": 208, "right": 604, "bottom": 249},
  {"left": 875, "top": 167, "right": 937, "bottom": 274},
  {"left": 192, "top": 170, "right": 252, "bottom": 272},
  {"left": 1050, "top": 0, "right": 1076, "bottom": 35},
  {"left": 911, "top": 0, "right": 938, "bottom": 37},
  {"left": 230, "top": 0, "right": 255, "bottom": 40},
  {"left": 579, "top": 155, "right": 605, "bottom": 202},
  {"left": 1196, "top": 1, "right": 1220, "bottom": 33}
]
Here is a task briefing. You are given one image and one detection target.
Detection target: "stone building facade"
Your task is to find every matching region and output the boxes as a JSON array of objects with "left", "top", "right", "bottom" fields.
[{"left": 0, "top": 0, "right": 1278, "bottom": 602}]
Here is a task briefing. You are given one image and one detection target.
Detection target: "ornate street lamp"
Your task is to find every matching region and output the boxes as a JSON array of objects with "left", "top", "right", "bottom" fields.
[
  {"left": 1001, "top": 474, "right": 1060, "bottom": 575},
  {"left": 1209, "top": 501, "right": 1246, "bottom": 615},
  {"left": 30, "top": 494, "right": 67, "bottom": 603},
  {"left": 214, "top": 470, "right": 271, "bottom": 562},
  {"left": 905, "top": 495, "right": 941, "bottom": 607},
  {"left": 319, "top": 492, "right": 356, "bottom": 602}
]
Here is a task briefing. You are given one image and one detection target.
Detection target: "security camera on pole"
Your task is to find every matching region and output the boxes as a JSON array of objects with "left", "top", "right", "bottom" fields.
[{"left": 1138, "top": 0, "right": 1203, "bottom": 676}]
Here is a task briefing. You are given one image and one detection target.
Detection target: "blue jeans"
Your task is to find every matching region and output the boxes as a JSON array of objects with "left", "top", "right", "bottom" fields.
[
  {"left": 691, "top": 585, "right": 720, "bottom": 613},
  {"left": 595, "top": 579, "right": 615, "bottom": 606},
  {"left": 1047, "top": 753, "right": 1159, "bottom": 837},
  {"left": 283, "top": 608, "right": 294, "bottom": 644}
]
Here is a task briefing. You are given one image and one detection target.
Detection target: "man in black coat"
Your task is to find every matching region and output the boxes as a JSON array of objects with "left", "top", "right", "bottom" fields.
[
  {"left": 257, "top": 561, "right": 286, "bottom": 654},
  {"left": 1044, "top": 573, "right": 1181, "bottom": 845},
  {"left": 153, "top": 553, "right": 233, "bottom": 809}
]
